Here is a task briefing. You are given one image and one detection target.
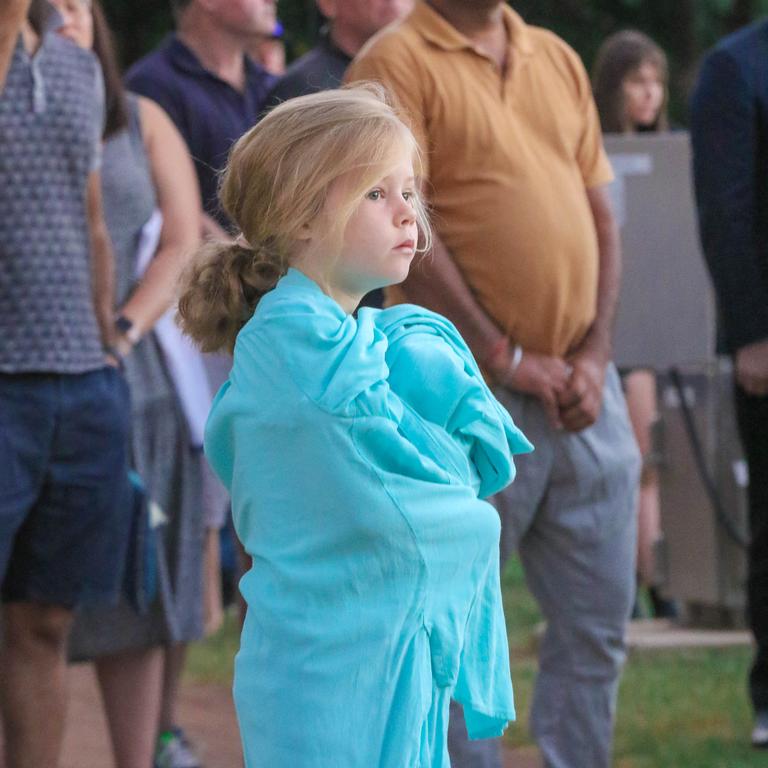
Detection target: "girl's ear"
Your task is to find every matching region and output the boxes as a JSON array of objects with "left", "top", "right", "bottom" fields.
[
  {"left": 296, "top": 220, "right": 315, "bottom": 243},
  {"left": 299, "top": 204, "right": 331, "bottom": 243}
]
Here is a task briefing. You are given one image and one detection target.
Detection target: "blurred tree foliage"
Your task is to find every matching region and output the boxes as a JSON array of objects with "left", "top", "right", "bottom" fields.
[
  {"left": 104, "top": 0, "right": 768, "bottom": 121},
  {"left": 101, "top": 0, "right": 173, "bottom": 65},
  {"left": 100, "top": 0, "right": 321, "bottom": 67},
  {"left": 512, "top": 0, "right": 768, "bottom": 119}
]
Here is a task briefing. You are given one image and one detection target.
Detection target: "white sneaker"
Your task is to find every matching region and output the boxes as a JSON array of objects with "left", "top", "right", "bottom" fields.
[
  {"left": 751, "top": 711, "right": 768, "bottom": 749},
  {"left": 155, "top": 727, "right": 202, "bottom": 768}
]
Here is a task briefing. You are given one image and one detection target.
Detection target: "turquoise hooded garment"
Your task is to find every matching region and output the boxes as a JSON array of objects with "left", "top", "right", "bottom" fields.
[{"left": 204, "top": 269, "right": 533, "bottom": 767}]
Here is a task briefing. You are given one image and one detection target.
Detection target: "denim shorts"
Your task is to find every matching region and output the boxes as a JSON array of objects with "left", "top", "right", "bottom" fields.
[{"left": 0, "top": 367, "right": 130, "bottom": 608}]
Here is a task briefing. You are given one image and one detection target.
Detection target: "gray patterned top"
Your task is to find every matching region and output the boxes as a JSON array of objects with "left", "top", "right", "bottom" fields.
[
  {"left": 0, "top": 30, "right": 105, "bottom": 373},
  {"left": 102, "top": 95, "right": 174, "bottom": 408}
]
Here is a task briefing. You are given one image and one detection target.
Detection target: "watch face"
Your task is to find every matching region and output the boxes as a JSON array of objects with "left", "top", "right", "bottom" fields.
[{"left": 115, "top": 315, "right": 133, "bottom": 334}]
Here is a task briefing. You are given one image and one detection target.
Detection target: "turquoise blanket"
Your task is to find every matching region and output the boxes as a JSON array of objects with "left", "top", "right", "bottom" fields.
[{"left": 205, "top": 269, "right": 533, "bottom": 767}]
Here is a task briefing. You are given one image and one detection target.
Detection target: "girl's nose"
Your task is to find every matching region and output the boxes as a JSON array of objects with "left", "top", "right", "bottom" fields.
[{"left": 396, "top": 198, "right": 416, "bottom": 226}]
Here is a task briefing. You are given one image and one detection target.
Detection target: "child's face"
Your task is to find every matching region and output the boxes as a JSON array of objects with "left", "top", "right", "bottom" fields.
[
  {"left": 622, "top": 61, "right": 664, "bottom": 129},
  {"left": 327, "top": 157, "right": 419, "bottom": 301}
]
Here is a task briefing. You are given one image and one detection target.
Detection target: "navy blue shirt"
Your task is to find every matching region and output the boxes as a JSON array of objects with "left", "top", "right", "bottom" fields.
[
  {"left": 125, "top": 35, "right": 275, "bottom": 225},
  {"left": 265, "top": 28, "right": 351, "bottom": 109},
  {"left": 690, "top": 20, "right": 768, "bottom": 353}
]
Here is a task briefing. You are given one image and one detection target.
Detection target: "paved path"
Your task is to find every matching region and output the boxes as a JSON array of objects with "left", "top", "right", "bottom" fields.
[
  {"left": 48, "top": 663, "right": 541, "bottom": 767},
  {"left": 626, "top": 617, "right": 752, "bottom": 650}
]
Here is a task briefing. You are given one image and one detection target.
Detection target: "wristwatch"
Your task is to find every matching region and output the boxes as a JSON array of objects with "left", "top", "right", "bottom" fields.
[{"left": 115, "top": 314, "right": 141, "bottom": 345}]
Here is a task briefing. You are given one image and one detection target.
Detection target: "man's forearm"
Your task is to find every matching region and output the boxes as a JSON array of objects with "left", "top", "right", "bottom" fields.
[
  {"left": 0, "top": 0, "right": 31, "bottom": 93},
  {"left": 576, "top": 185, "right": 622, "bottom": 362},
  {"left": 402, "top": 233, "right": 504, "bottom": 364}
]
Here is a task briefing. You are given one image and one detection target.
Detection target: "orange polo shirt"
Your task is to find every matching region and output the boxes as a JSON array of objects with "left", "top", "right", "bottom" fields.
[{"left": 346, "top": 3, "right": 613, "bottom": 357}]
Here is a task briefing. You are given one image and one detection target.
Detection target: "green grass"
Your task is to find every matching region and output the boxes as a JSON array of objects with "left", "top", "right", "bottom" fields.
[
  {"left": 185, "top": 610, "right": 240, "bottom": 685},
  {"left": 188, "top": 558, "right": 760, "bottom": 766},
  {"left": 613, "top": 649, "right": 755, "bottom": 767},
  {"left": 500, "top": 556, "right": 759, "bottom": 766}
]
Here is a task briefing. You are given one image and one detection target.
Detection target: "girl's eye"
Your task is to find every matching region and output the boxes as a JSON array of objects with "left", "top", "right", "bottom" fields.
[
  {"left": 403, "top": 191, "right": 414, "bottom": 203},
  {"left": 367, "top": 189, "right": 382, "bottom": 201}
]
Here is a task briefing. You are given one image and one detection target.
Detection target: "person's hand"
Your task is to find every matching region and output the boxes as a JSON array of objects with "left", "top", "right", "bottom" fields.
[
  {"left": 103, "top": 347, "right": 122, "bottom": 369},
  {"left": 114, "top": 333, "right": 135, "bottom": 361},
  {"left": 735, "top": 339, "right": 768, "bottom": 396},
  {"left": 557, "top": 349, "right": 608, "bottom": 432},
  {"left": 103, "top": 334, "right": 134, "bottom": 369},
  {"left": 495, "top": 350, "right": 571, "bottom": 428}
]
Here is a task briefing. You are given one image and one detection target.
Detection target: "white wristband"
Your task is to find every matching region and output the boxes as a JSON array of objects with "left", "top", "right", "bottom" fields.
[{"left": 508, "top": 343, "right": 523, "bottom": 378}]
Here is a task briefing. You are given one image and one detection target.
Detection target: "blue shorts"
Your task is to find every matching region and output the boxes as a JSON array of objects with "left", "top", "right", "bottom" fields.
[{"left": 0, "top": 367, "right": 130, "bottom": 608}]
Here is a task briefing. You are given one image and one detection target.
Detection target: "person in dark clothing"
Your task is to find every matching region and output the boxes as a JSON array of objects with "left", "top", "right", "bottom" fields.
[
  {"left": 690, "top": 18, "right": 768, "bottom": 750},
  {"left": 126, "top": 0, "right": 276, "bottom": 239},
  {"left": 126, "top": 0, "right": 276, "bottom": 387},
  {"left": 266, "top": 23, "right": 348, "bottom": 99},
  {"left": 265, "top": 0, "right": 413, "bottom": 107}
]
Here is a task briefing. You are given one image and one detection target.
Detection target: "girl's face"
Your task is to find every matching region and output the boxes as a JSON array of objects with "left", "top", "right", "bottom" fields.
[
  {"left": 51, "top": 0, "right": 93, "bottom": 50},
  {"left": 622, "top": 61, "right": 664, "bottom": 129},
  {"left": 305, "top": 154, "right": 419, "bottom": 311}
]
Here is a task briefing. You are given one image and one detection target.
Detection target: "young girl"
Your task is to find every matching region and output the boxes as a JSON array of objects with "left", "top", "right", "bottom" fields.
[
  {"left": 593, "top": 30, "right": 669, "bottom": 134},
  {"left": 178, "top": 85, "right": 532, "bottom": 767},
  {"left": 592, "top": 31, "right": 677, "bottom": 619}
]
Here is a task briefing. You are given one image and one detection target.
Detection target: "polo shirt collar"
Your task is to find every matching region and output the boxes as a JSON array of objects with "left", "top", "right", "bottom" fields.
[
  {"left": 412, "top": 2, "right": 533, "bottom": 57},
  {"left": 167, "top": 33, "right": 266, "bottom": 85},
  {"left": 168, "top": 34, "right": 224, "bottom": 79},
  {"left": 319, "top": 25, "right": 353, "bottom": 66}
]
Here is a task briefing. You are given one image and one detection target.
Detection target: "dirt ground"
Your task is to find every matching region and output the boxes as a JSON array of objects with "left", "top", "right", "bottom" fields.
[{"left": 2, "top": 663, "right": 541, "bottom": 767}]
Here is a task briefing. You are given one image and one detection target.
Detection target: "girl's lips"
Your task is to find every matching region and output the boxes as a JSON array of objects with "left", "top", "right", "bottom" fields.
[{"left": 395, "top": 239, "right": 415, "bottom": 250}]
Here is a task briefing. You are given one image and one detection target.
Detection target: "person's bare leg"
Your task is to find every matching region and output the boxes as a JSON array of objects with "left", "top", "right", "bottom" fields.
[
  {"left": 636, "top": 468, "right": 662, "bottom": 585},
  {"left": 625, "top": 370, "right": 661, "bottom": 586},
  {"left": 203, "top": 528, "right": 224, "bottom": 637},
  {"left": 1, "top": 602, "right": 73, "bottom": 768},
  {"left": 234, "top": 536, "right": 250, "bottom": 627},
  {"left": 159, "top": 642, "right": 188, "bottom": 733},
  {"left": 95, "top": 646, "right": 164, "bottom": 768}
]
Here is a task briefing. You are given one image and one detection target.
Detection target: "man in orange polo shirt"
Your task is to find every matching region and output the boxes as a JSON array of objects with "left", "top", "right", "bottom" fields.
[{"left": 347, "top": 3, "right": 641, "bottom": 767}]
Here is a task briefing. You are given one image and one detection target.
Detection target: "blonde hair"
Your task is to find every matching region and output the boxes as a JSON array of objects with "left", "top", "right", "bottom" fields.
[{"left": 178, "top": 83, "right": 430, "bottom": 354}]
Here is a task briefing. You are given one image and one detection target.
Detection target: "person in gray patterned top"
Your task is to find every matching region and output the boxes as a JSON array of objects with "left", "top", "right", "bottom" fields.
[
  {"left": 55, "top": 2, "right": 209, "bottom": 767},
  {"left": 0, "top": 1, "right": 130, "bottom": 765}
]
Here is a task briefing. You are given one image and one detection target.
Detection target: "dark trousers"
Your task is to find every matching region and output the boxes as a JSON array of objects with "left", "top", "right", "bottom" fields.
[{"left": 735, "top": 386, "right": 768, "bottom": 712}]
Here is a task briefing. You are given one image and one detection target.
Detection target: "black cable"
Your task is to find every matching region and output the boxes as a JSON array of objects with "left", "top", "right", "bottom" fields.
[{"left": 668, "top": 366, "right": 749, "bottom": 551}]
